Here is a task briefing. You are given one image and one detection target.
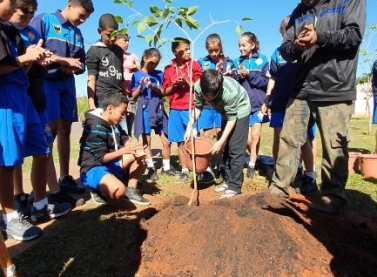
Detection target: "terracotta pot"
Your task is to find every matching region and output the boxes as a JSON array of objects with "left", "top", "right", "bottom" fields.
[
  {"left": 360, "top": 154, "right": 377, "bottom": 179},
  {"left": 182, "top": 137, "right": 213, "bottom": 173},
  {"left": 348, "top": 152, "right": 361, "bottom": 174}
]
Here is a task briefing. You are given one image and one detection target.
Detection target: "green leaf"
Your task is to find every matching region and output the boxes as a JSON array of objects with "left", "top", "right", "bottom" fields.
[
  {"left": 242, "top": 17, "right": 253, "bottom": 21},
  {"left": 157, "top": 38, "right": 168, "bottom": 49},
  {"left": 131, "top": 20, "right": 139, "bottom": 26},
  {"left": 145, "top": 16, "right": 159, "bottom": 27},
  {"left": 175, "top": 18, "right": 183, "bottom": 28},
  {"left": 178, "top": 7, "right": 188, "bottom": 16},
  {"left": 145, "top": 35, "right": 154, "bottom": 43},
  {"left": 137, "top": 21, "right": 147, "bottom": 33},
  {"left": 162, "top": 7, "right": 174, "bottom": 19},
  {"left": 114, "top": 15, "right": 123, "bottom": 24},
  {"left": 236, "top": 25, "right": 243, "bottom": 36},
  {"left": 150, "top": 5, "right": 163, "bottom": 17},
  {"left": 184, "top": 16, "right": 199, "bottom": 30},
  {"left": 118, "top": 27, "right": 128, "bottom": 35},
  {"left": 187, "top": 6, "right": 198, "bottom": 15}
]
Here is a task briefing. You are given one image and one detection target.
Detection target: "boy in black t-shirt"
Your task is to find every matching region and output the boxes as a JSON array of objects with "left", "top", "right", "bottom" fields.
[{"left": 86, "top": 13, "right": 124, "bottom": 110}]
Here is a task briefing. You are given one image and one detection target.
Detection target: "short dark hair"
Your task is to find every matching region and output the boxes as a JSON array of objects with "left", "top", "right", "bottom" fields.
[
  {"left": 171, "top": 37, "right": 190, "bottom": 52},
  {"left": 69, "top": 0, "right": 94, "bottom": 13},
  {"left": 102, "top": 93, "right": 128, "bottom": 110},
  {"left": 98, "top": 13, "right": 118, "bottom": 30},
  {"left": 199, "top": 69, "right": 223, "bottom": 97},
  {"left": 15, "top": 0, "right": 37, "bottom": 13}
]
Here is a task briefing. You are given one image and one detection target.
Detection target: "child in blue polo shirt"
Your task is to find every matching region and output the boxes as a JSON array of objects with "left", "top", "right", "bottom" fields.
[
  {"left": 132, "top": 48, "right": 177, "bottom": 181},
  {"left": 0, "top": 0, "right": 65, "bottom": 241},
  {"left": 30, "top": 0, "right": 94, "bottom": 195},
  {"left": 234, "top": 31, "right": 269, "bottom": 179}
]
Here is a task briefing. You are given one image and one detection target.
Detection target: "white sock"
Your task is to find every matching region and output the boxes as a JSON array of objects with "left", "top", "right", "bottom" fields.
[
  {"left": 33, "top": 196, "right": 48, "bottom": 210},
  {"left": 206, "top": 167, "right": 215, "bottom": 177},
  {"left": 305, "top": 172, "right": 316, "bottom": 179},
  {"left": 3, "top": 210, "right": 19, "bottom": 224},
  {"left": 248, "top": 162, "right": 255, "bottom": 168},
  {"left": 182, "top": 168, "right": 189, "bottom": 174},
  {"left": 146, "top": 158, "right": 154, "bottom": 168},
  {"left": 163, "top": 159, "right": 171, "bottom": 171}
]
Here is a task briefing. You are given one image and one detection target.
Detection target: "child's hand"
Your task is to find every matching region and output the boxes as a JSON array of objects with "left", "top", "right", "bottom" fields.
[
  {"left": 173, "top": 77, "right": 189, "bottom": 89},
  {"left": 184, "top": 124, "right": 193, "bottom": 141},
  {"left": 237, "top": 69, "right": 249, "bottom": 78},
  {"left": 62, "top": 57, "right": 82, "bottom": 70},
  {"left": 223, "top": 68, "right": 235, "bottom": 76},
  {"left": 211, "top": 140, "right": 223, "bottom": 155},
  {"left": 216, "top": 60, "right": 224, "bottom": 72}
]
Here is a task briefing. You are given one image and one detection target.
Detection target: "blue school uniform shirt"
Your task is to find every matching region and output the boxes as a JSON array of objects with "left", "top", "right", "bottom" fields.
[
  {"left": 234, "top": 53, "right": 269, "bottom": 112},
  {"left": 18, "top": 25, "right": 47, "bottom": 112},
  {"left": 19, "top": 25, "right": 40, "bottom": 46},
  {"left": 269, "top": 47, "right": 297, "bottom": 112},
  {"left": 198, "top": 55, "right": 236, "bottom": 109},
  {"left": 0, "top": 23, "right": 28, "bottom": 86},
  {"left": 30, "top": 10, "right": 86, "bottom": 80},
  {"left": 132, "top": 69, "right": 168, "bottom": 138}
]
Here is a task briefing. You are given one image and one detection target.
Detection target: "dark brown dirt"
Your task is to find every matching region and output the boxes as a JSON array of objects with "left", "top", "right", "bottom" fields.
[
  {"left": 137, "top": 193, "right": 377, "bottom": 277},
  {"left": 8, "top": 124, "right": 377, "bottom": 277}
]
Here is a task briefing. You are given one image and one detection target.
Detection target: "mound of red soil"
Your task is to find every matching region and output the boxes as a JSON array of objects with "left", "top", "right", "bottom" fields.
[{"left": 138, "top": 193, "right": 377, "bottom": 277}]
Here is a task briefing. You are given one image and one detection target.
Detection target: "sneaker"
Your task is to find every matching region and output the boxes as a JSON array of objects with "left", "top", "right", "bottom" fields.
[
  {"left": 197, "top": 171, "right": 215, "bottom": 185},
  {"left": 214, "top": 183, "right": 228, "bottom": 192},
  {"left": 161, "top": 167, "right": 179, "bottom": 176},
  {"left": 59, "top": 175, "right": 86, "bottom": 194},
  {"left": 49, "top": 190, "right": 85, "bottom": 207},
  {"left": 176, "top": 172, "right": 189, "bottom": 184},
  {"left": 299, "top": 175, "right": 319, "bottom": 195},
  {"left": 90, "top": 190, "right": 107, "bottom": 205},
  {"left": 146, "top": 167, "right": 159, "bottom": 181},
  {"left": 126, "top": 187, "right": 150, "bottom": 206},
  {"left": 246, "top": 166, "right": 256, "bottom": 178},
  {"left": 30, "top": 202, "right": 72, "bottom": 223},
  {"left": 220, "top": 189, "right": 241, "bottom": 199},
  {"left": 15, "top": 193, "right": 30, "bottom": 217},
  {"left": 4, "top": 215, "right": 42, "bottom": 241}
]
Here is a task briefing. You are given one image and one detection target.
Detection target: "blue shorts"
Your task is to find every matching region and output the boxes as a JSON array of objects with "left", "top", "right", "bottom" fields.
[
  {"left": 168, "top": 109, "right": 189, "bottom": 143},
  {"left": 373, "top": 94, "right": 377, "bottom": 124},
  {"left": 38, "top": 110, "right": 54, "bottom": 144},
  {"left": 142, "top": 105, "right": 163, "bottom": 135},
  {"left": 80, "top": 161, "right": 127, "bottom": 190},
  {"left": 249, "top": 111, "right": 269, "bottom": 127},
  {"left": 197, "top": 107, "right": 222, "bottom": 130},
  {"left": 0, "top": 84, "right": 50, "bottom": 166},
  {"left": 43, "top": 76, "right": 78, "bottom": 122},
  {"left": 270, "top": 111, "right": 317, "bottom": 139}
]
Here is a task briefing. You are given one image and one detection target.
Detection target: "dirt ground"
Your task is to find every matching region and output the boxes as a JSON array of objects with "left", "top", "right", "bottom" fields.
[{"left": 6, "top": 123, "right": 377, "bottom": 277}]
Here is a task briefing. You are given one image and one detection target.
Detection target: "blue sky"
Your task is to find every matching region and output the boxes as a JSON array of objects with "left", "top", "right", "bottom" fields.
[{"left": 36, "top": 0, "right": 377, "bottom": 96}]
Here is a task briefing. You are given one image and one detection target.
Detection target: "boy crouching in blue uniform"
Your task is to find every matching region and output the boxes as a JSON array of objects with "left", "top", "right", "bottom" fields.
[{"left": 78, "top": 93, "right": 150, "bottom": 206}]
